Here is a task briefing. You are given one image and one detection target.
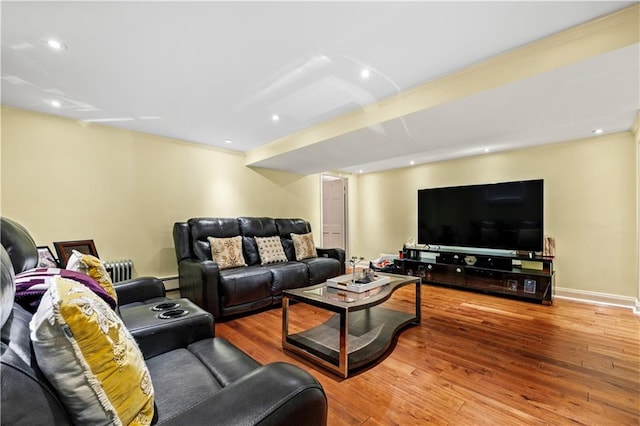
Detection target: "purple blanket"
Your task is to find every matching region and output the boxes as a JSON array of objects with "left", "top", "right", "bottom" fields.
[{"left": 15, "top": 268, "right": 117, "bottom": 313}]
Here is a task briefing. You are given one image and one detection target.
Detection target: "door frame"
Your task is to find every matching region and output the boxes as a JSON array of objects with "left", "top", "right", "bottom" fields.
[{"left": 320, "top": 173, "right": 348, "bottom": 256}]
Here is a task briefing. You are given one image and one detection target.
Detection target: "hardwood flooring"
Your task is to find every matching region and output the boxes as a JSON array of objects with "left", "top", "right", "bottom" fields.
[{"left": 215, "top": 285, "right": 640, "bottom": 425}]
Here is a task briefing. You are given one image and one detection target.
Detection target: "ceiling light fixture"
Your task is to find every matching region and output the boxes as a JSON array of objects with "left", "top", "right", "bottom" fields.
[
  {"left": 358, "top": 169, "right": 363, "bottom": 174},
  {"left": 484, "top": 148, "right": 490, "bottom": 153},
  {"left": 360, "top": 69, "right": 371, "bottom": 79},
  {"left": 271, "top": 114, "right": 280, "bottom": 122},
  {"left": 46, "top": 39, "right": 66, "bottom": 51},
  {"left": 224, "top": 139, "right": 233, "bottom": 144},
  {"left": 593, "top": 128, "right": 603, "bottom": 134},
  {"left": 50, "top": 100, "right": 61, "bottom": 108},
  {"left": 410, "top": 160, "right": 415, "bottom": 165}
]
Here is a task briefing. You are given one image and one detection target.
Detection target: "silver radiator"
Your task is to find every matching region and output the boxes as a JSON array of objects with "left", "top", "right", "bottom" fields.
[{"left": 104, "top": 259, "right": 133, "bottom": 283}]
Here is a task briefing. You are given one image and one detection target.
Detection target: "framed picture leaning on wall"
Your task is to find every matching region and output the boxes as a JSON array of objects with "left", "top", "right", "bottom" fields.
[
  {"left": 53, "top": 240, "right": 99, "bottom": 268},
  {"left": 37, "top": 246, "right": 59, "bottom": 268}
]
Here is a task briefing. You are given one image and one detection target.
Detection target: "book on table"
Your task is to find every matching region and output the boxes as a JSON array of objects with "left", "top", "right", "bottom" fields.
[{"left": 326, "top": 274, "right": 391, "bottom": 293}]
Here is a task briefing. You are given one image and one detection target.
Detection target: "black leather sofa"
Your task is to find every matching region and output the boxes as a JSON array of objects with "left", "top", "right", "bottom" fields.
[
  {"left": 173, "top": 217, "right": 345, "bottom": 318},
  {"left": 1, "top": 217, "right": 328, "bottom": 425}
]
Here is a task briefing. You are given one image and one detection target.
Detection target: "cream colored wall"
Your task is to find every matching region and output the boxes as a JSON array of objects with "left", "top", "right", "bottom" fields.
[
  {"left": 350, "top": 133, "right": 638, "bottom": 298},
  {"left": 2, "top": 107, "right": 638, "bottom": 298},
  {"left": 1, "top": 107, "right": 320, "bottom": 278}
]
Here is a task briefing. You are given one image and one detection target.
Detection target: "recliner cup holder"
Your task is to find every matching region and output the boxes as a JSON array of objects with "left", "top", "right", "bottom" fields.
[
  {"left": 151, "top": 302, "right": 181, "bottom": 311},
  {"left": 157, "top": 309, "right": 189, "bottom": 319}
]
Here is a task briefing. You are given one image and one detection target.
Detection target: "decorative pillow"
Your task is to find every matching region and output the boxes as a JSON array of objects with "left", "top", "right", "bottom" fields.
[
  {"left": 291, "top": 232, "right": 318, "bottom": 261},
  {"left": 66, "top": 250, "right": 118, "bottom": 304},
  {"left": 208, "top": 236, "right": 247, "bottom": 270},
  {"left": 30, "top": 276, "right": 154, "bottom": 425},
  {"left": 254, "top": 236, "right": 288, "bottom": 265}
]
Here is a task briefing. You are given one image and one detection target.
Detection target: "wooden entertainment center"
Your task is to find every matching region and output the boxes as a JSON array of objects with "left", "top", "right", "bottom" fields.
[{"left": 397, "top": 245, "right": 554, "bottom": 304}]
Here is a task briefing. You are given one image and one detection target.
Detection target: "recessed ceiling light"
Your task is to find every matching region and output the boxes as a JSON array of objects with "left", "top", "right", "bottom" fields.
[
  {"left": 410, "top": 160, "right": 415, "bottom": 165},
  {"left": 593, "top": 128, "right": 603, "bottom": 134},
  {"left": 271, "top": 114, "right": 280, "bottom": 122},
  {"left": 51, "top": 100, "right": 61, "bottom": 108},
  {"left": 358, "top": 169, "right": 363, "bottom": 174},
  {"left": 224, "top": 139, "right": 233, "bottom": 144},
  {"left": 360, "top": 69, "right": 371, "bottom": 79},
  {"left": 484, "top": 148, "right": 490, "bottom": 153},
  {"left": 46, "top": 39, "right": 66, "bottom": 51}
]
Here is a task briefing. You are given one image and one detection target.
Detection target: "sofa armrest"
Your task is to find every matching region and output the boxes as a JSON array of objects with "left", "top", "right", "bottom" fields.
[
  {"left": 178, "top": 259, "right": 222, "bottom": 318},
  {"left": 161, "top": 362, "right": 327, "bottom": 426},
  {"left": 317, "top": 247, "right": 346, "bottom": 274},
  {"left": 122, "top": 299, "right": 215, "bottom": 359},
  {"left": 114, "top": 276, "right": 166, "bottom": 306}
]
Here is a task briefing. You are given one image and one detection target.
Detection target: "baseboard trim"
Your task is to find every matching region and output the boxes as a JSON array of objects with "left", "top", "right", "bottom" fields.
[{"left": 555, "top": 287, "right": 639, "bottom": 315}]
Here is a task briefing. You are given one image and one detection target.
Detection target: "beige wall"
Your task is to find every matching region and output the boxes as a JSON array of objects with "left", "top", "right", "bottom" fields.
[
  {"left": 1, "top": 107, "right": 320, "bottom": 278},
  {"left": 2, "top": 107, "right": 638, "bottom": 299},
  {"left": 350, "top": 133, "right": 638, "bottom": 298}
]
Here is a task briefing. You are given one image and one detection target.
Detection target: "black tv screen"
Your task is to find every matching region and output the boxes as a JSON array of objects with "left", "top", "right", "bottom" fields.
[{"left": 417, "top": 179, "right": 544, "bottom": 252}]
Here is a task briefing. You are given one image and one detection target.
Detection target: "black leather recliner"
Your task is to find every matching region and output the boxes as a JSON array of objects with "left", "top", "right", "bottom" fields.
[
  {"left": 173, "top": 217, "right": 346, "bottom": 319},
  {"left": 0, "top": 217, "right": 328, "bottom": 425}
]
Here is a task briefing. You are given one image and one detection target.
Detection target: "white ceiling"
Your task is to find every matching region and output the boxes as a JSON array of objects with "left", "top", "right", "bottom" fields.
[{"left": 2, "top": 1, "right": 638, "bottom": 175}]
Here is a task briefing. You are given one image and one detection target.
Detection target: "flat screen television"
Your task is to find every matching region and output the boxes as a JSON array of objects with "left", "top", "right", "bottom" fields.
[{"left": 417, "top": 179, "right": 544, "bottom": 252}]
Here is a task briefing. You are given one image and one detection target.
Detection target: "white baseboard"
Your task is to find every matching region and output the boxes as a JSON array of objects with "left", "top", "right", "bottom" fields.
[{"left": 555, "top": 287, "right": 639, "bottom": 315}]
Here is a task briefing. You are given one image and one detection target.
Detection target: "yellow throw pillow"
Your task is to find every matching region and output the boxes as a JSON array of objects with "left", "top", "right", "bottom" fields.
[
  {"left": 291, "top": 232, "right": 318, "bottom": 261},
  {"left": 66, "top": 250, "right": 118, "bottom": 304},
  {"left": 255, "top": 236, "right": 288, "bottom": 265},
  {"left": 208, "top": 236, "right": 247, "bottom": 270},
  {"left": 30, "top": 276, "right": 154, "bottom": 425},
  {"left": 81, "top": 253, "right": 118, "bottom": 303}
]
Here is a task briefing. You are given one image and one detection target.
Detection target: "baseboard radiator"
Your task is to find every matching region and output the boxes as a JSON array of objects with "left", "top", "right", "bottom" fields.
[{"left": 104, "top": 259, "right": 133, "bottom": 283}]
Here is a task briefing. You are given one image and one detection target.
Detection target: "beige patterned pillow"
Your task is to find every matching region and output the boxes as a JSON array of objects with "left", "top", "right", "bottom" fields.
[
  {"left": 291, "top": 232, "right": 317, "bottom": 261},
  {"left": 208, "top": 236, "right": 247, "bottom": 270},
  {"left": 255, "top": 236, "right": 288, "bottom": 265}
]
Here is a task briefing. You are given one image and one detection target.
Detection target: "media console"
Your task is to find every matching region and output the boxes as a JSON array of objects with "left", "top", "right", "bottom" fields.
[{"left": 397, "top": 245, "right": 554, "bottom": 304}]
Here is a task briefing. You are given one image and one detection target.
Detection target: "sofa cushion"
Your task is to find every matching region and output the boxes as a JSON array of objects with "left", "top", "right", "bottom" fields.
[
  {"left": 208, "top": 236, "right": 247, "bottom": 270},
  {"left": 255, "top": 236, "right": 288, "bottom": 265},
  {"left": 189, "top": 218, "right": 240, "bottom": 262},
  {"left": 291, "top": 232, "right": 318, "bottom": 261},
  {"left": 242, "top": 236, "right": 260, "bottom": 266},
  {"left": 30, "top": 276, "right": 154, "bottom": 425},
  {"left": 301, "top": 257, "right": 342, "bottom": 285},
  {"left": 187, "top": 338, "right": 261, "bottom": 386},
  {"left": 267, "top": 262, "right": 309, "bottom": 296},
  {"left": 145, "top": 348, "right": 221, "bottom": 424},
  {"left": 218, "top": 266, "right": 272, "bottom": 308}
]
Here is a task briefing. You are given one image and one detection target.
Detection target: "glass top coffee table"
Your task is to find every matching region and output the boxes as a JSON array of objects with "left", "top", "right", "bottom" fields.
[{"left": 282, "top": 273, "right": 420, "bottom": 378}]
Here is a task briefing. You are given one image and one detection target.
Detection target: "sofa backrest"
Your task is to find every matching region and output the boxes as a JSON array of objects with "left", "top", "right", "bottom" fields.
[
  {"left": 188, "top": 218, "right": 241, "bottom": 262},
  {"left": 275, "top": 219, "right": 312, "bottom": 261},
  {"left": 1, "top": 245, "right": 71, "bottom": 424},
  {"left": 0, "top": 217, "right": 38, "bottom": 274},
  {"left": 238, "top": 217, "right": 278, "bottom": 266},
  {"left": 174, "top": 217, "right": 314, "bottom": 265}
]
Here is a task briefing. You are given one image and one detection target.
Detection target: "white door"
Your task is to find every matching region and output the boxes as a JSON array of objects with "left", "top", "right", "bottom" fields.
[{"left": 322, "top": 176, "right": 346, "bottom": 250}]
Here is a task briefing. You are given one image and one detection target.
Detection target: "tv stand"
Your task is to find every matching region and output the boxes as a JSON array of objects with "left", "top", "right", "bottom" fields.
[{"left": 397, "top": 245, "right": 554, "bottom": 304}]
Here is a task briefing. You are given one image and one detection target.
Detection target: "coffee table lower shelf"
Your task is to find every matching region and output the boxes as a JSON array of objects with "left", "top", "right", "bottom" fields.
[{"left": 284, "top": 306, "right": 415, "bottom": 376}]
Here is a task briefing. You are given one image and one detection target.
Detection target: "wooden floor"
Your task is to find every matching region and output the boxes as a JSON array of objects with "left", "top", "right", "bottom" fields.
[{"left": 215, "top": 285, "right": 640, "bottom": 425}]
